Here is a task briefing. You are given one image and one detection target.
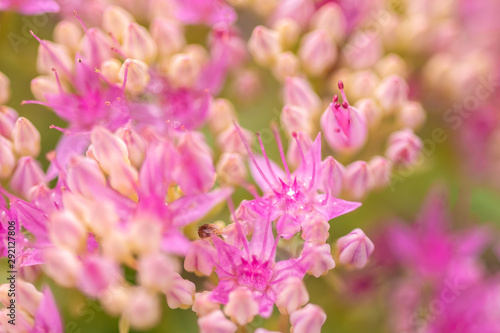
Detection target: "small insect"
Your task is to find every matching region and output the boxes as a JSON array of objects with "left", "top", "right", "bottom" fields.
[{"left": 198, "top": 224, "right": 222, "bottom": 239}]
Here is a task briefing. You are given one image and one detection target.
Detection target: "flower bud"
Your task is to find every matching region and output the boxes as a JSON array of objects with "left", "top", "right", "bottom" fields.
[
  {"left": 10, "top": 157, "right": 45, "bottom": 198},
  {"left": 99, "top": 285, "right": 132, "bottom": 316},
  {"left": 272, "top": 52, "right": 300, "bottom": 81},
  {"left": 124, "top": 288, "right": 161, "bottom": 330},
  {"left": 102, "top": 230, "right": 133, "bottom": 263},
  {"left": 49, "top": 211, "right": 87, "bottom": 254},
  {"left": 216, "top": 153, "right": 247, "bottom": 185},
  {"left": 167, "top": 53, "right": 201, "bottom": 88},
  {"left": 373, "top": 75, "right": 409, "bottom": 114},
  {"left": 0, "top": 71, "right": 11, "bottom": 104},
  {"left": 301, "top": 215, "right": 330, "bottom": 244},
  {"left": 336, "top": 228, "right": 375, "bottom": 269},
  {"left": 284, "top": 76, "right": 321, "bottom": 115},
  {"left": 122, "top": 22, "right": 158, "bottom": 63},
  {"left": 319, "top": 156, "right": 344, "bottom": 197},
  {"left": 310, "top": 3, "right": 347, "bottom": 43},
  {"left": 343, "top": 32, "right": 382, "bottom": 70},
  {"left": 138, "top": 253, "right": 179, "bottom": 291},
  {"left": 0, "top": 137, "right": 15, "bottom": 180},
  {"left": 198, "top": 310, "right": 237, "bottom": 333},
  {"left": 385, "top": 129, "right": 423, "bottom": 167},
  {"left": 164, "top": 272, "right": 196, "bottom": 309},
  {"left": 115, "top": 126, "right": 147, "bottom": 168},
  {"left": 17, "top": 280, "right": 43, "bottom": 316},
  {"left": 43, "top": 248, "right": 82, "bottom": 288},
  {"left": 271, "top": 0, "right": 315, "bottom": 30},
  {"left": 79, "top": 28, "right": 114, "bottom": 67},
  {"left": 276, "top": 277, "right": 309, "bottom": 315},
  {"left": 290, "top": 304, "right": 326, "bottom": 333},
  {"left": 53, "top": 20, "right": 82, "bottom": 52},
  {"left": 193, "top": 292, "right": 220, "bottom": 317},
  {"left": 175, "top": 132, "right": 215, "bottom": 194},
  {"left": 0, "top": 106, "right": 17, "bottom": 138},
  {"left": 224, "top": 288, "right": 259, "bottom": 325},
  {"left": 344, "top": 161, "right": 372, "bottom": 200},
  {"left": 150, "top": 18, "right": 185, "bottom": 57},
  {"left": 67, "top": 156, "right": 107, "bottom": 198},
  {"left": 36, "top": 40, "right": 73, "bottom": 76},
  {"left": 300, "top": 243, "right": 335, "bottom": 277},
  {"left": 100, "top": 59, "right": 122, "bottom": 84},
  {"left": 348, "top": 70, "right": 379, "bottom": 101},
  {"left": 119, "top": 58, "right": 151, "bottom": 95},
  {"left": 281, "top": 105, "right": 312, "bottom": 137},
  {"left": 12, "top": 117, "right": 41, "bottom": 157},
  {"left": 298, "top": 30, "right": 337, "bottom": 77},
  {"left": 248, "top": 26, "right": 281, "bottom": 66},
  {"left": 216, "top": 124, "right": 254, "bottom": 155},
  {"left": 368, "top": 156, "right": 392, "bottom": 190},
  {"left": 78, "top": 256, "right": 120, "bottom": 297},
  {"left": 127, "top": 218, "right": 162, "bottom": 255},
  {"left": 354, "top": 98, "right": 383, "bottom": 129},
  {"left": 273, "top": 18, "right": 300, "bottom": 49},
  {"left": 102, "top": 6, "right": 134, "bottom": 41},
  {"left": 375, "top": 53, "right": 408, "bottom": 78},
  {"left": 207, "top": 98, "right": 236, "bottom": 134},
  {"left": 320, "top": 103, "right": 367, "bottom": 154},
  {"left": 30, "top": 75, "right": 67, "bottom": 102},
  {"left": 398, "top": 101, "right": 426, "bottom": 130}
]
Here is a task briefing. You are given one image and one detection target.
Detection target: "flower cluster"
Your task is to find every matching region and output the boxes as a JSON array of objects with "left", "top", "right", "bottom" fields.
[{"left": 1, "top": 0, "right": 496, "bottom": 332}]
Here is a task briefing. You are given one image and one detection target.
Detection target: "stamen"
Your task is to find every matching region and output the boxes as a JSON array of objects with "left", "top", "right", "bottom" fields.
[
  {"left": 233, "top": 122, "right": 275, "bottom": 190},
  {"left": 257, "top": 133, "right": 279, "bottom": 182},
  {"left": 51, "top": 68, "right": 64, "bottom": 94},
  {"left": 338, "top": 80, "right": 350, "bottom": 105},
  {"left": 30, "top": 30, "right": 73, "bottom": 78},
  {"left": 292, "top": 132, "right": 307, "bottom": 166},
  {"left": 271, "top": 123, "right": 291, "bottom": 179},
  {"left": 73, "top": 11, "right": 88, "bottom": 33},
  {"left": 227, "top": 198, "right": 251, "bottom": 258}
]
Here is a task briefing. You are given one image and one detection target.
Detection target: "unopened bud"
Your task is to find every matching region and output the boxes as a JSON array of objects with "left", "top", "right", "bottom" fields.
[
  {"left": 398, "top": 101, "right": 426, "bottom": 130},
  {"left": 299, "top": 30, "right": 337, "bottom": 77},
  {"left": 301, "top": 214, "right": 330, "bottom": 244},
  {"left": 354, "top": 98, "right": 383, "bottom": 129},
  {"left": 216, "top": 124, "right": 254, "bottom": 155},
  {"left": 290, "top": 304, "right": 326, "bottom": 333},
  {"left": 119, "top": 58, "right": 150, "bottom": 95},
  {"left": 275, "top": 277, "right": 309, "bottom": 315},
  {"left": 311, "top": 3, "right": 347, "bottom": 43},
  {"left": 53, "top": 20, "right": 82, "bottom": 52},
  {"left": 102, "top": 6, "right": 134, "bottom": 41},
  {"left": 300, "top": 243, "right": 335, "bottom": 277},
  {"left": 216, "top": 153, "right": 247, "bottom": 185},
  {"left": 368, "top": 156, "right": 392, "bottom": 190},
  {"left": 100, "top": 59, "right": 122, "bottom": 84},
  {"left": 385, "top": 129, "right": 423, "bottom": 167},
  {"left": 78, "top": 256, "right": 121, "bottom": 297},
  {"left": 67, "top": 156, "right": 107, "bottom": 198},
  {"left": 36, "top": 40, "right": 73, "bottom": 77},
  {"left": 138, "top": 253, "right": 179, "bottom": 291},
  {"left": 344, "top": 161, "right": 372, "bottom": 200},
  {"left": 122, "top": 22, "right": 158, "bottom": 63},
  {"left": 319, "top": 156, "right": 344, "bottom": 197},
  {"left": 0, "top": 137, "right": 15, "bottom": 180},
  {"left": 115, "top": 126, "right": 147, "bottom": 168},
  {"left": 284, "top": 76, "right": 321, "bottom": 115},
  {"left": 193, "top": 292, "right": 220, "bottom": 317},
  {"left": 150, "top": 18, "right": 185, "bottom": 57},
  {"left": 271, "top": 0, "right": 315, "bottom": 29},
  {"left": 198, "top": 310, "right": 237, "bottom": 333},
  {"left": 336, "top": 228, "right": 375, "bottom": 269},
  {"left": 347, "top": 70, "right": 379, "bottom": 101},
  {"left": 31, "top": 75, "right": 67, "bottom": 102},
  {"left": 248, "top": 26, "right": 281, "bottom": 66},
  {"left": 164, "top": 273, "right": 196, "bottom": 309},
  {"left": 273, "top": 18, "right": 300, "bottom": 49},
  {"left": 167, "top": 53, "right": 201, "bottom": 88},
  {"left": 0, "top": 71, "right": 11, "bottom": 104},
  {"left": 373, "top": 75, "right": 409, "bottom": 114},
  {"left": 375, "top": 53, "right": 408, "bottom": 78},
  {"left": 0, "top": 106, "right": 18, "bottom": 138},
  {"left": 224, "top": 288, "right": 259, "bottom": 325},
  {"left": 12, "top": 117, "right": 41, "bottom": 157},
  {"left": 207, "top": 98, "right": 236, "bottom": 134},
  {"left": 281, "top": 105, "right": 312, "bottom": 137},
  {"left": 43, "top": 248, "right": 82, "bottom": 288},
  {"left": 49, "top": 211, "right": 87, "bottom": 254},
  {"left": 124, "top": 288, "right": 161, "bottom": 330},
  {"left": 344, "top": 32, "right": 382, "bottom": 70},
  {"left": 10, "top": 157, "right": 45, "bottom": 198},
  {"left": 127, "top": 218, "right": 162, "bottom": 255},
  {"left": 272, "top": 52, "right": 300, "bottom": 81}
]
